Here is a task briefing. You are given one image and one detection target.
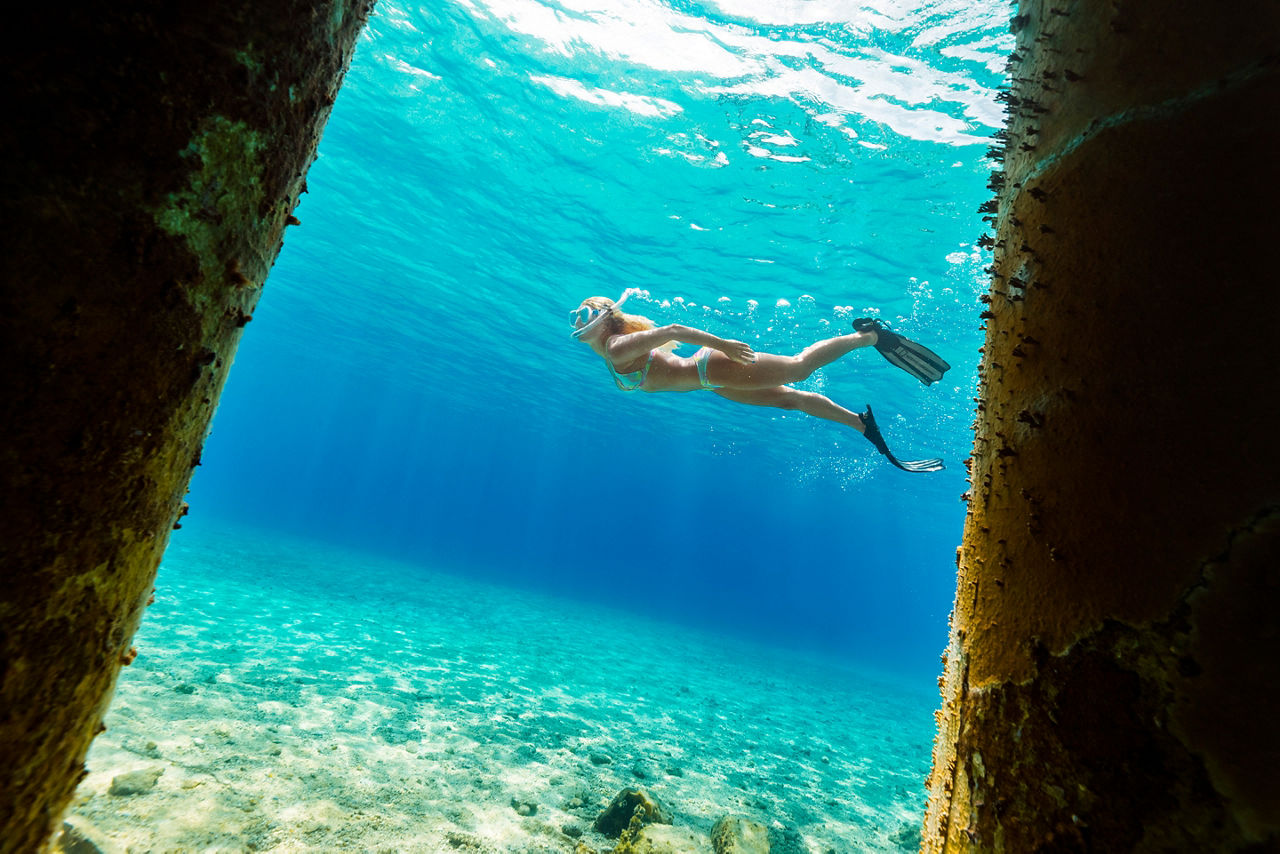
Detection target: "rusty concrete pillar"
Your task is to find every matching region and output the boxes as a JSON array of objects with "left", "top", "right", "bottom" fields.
[
  {"left": 923, "top": 1, "right": 1280, "bottom": 851},
  {"left": 0, "top": 3, "right": 371, "bottom": 850}
]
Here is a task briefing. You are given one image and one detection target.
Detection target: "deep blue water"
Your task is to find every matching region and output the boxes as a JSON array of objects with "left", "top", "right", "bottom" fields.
[{"left": 191, "top": 0, "right": 1011, "bottom": 680}]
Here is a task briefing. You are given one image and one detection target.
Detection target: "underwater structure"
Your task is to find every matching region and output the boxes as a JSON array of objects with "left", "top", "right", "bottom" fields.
[
  {"left": 0, "top": 3, "right": 370, "bottom": 850},
  {"left": 1, "top": 2, "right": 1276, "bottom": 854},
  {"left": 923, "top": 0, "right": 1280, "bottom": 851}
]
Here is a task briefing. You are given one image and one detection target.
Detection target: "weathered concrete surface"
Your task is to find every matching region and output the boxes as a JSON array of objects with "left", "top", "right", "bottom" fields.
[
  {"left": 923, "top": 1, "right": 1280, "bottom": 851},
  {"left": 0, "top": 3, "right": 370, "bottom": 851}
]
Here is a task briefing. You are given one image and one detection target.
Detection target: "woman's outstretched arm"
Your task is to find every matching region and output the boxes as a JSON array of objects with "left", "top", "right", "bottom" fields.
[{"left": 607, "top": 324, "right": 756, "bottom": 364}]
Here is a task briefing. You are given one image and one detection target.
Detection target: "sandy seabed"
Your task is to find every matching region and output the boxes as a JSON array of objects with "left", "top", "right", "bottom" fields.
[{"left": 68, "top": 523, "right": 934, "bottom": 853}]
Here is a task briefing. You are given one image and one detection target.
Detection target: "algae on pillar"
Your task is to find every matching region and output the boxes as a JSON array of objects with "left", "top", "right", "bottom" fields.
[
  {"left": 923, "top": 1, "right": 1280, "bottom": 850},
  {"left": 0, "top": 3, "right": 371, "bottom": 850}
]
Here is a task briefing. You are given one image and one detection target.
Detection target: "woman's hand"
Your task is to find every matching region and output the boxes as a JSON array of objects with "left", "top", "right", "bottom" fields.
[{"left": 719, "top": 339, "right": 757, "bottom": 365}]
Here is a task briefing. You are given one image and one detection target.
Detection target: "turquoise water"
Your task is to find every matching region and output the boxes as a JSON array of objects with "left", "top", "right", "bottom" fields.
[{"left": 74, "top": 1, "right": 1012, "bottom": 849}]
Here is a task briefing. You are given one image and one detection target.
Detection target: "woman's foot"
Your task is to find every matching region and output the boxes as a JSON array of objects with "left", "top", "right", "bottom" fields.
[{"left": 854, "top": 317, "right": 897, "bottom": 349}]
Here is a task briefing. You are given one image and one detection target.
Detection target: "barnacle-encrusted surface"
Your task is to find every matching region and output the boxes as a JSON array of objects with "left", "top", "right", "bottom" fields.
[
  {"left": 923, "top": 1, "right": 1280, "bottom": 850},
  {"left": 0, "top": 3, "right": 371, "bottom": 850}
]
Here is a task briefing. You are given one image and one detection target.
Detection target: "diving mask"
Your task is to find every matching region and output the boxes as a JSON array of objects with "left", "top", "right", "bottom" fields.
[{"left": 569, "top": 289, "right": 634, "bottom": 339}]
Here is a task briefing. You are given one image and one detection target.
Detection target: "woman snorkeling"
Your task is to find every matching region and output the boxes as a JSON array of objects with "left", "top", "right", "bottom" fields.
[{"left": 569, "top": 289, "right": 949, "bottom": 473}]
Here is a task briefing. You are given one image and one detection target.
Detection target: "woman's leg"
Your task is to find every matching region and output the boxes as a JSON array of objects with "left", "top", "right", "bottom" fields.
[
  {"left": 714, "top": 386, "right": 867, "bottom": 433},
  {"left": 708, "top": 330, "right": 877, "bottom": 390}
]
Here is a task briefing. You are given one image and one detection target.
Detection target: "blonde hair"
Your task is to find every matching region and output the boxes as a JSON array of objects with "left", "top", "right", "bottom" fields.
[
  {"left": 578, "top": 296, "right": 656, "bottom": 336},
  {"left": 577, "top": 295, "right": 677, "bottom": 353}
]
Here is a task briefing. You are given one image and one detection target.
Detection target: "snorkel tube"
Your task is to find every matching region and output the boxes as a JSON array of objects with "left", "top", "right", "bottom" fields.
[{"left": 569, "top": 288, "right": 636, "bottom": 340}]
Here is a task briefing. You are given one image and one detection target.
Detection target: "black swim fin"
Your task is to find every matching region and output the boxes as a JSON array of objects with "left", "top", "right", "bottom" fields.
[
  {"left": 853, "top": 318, "right": 951, "bottom": 385},
  {"left": 860, "top": 405, "right": 944, "bottom": 473}
]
